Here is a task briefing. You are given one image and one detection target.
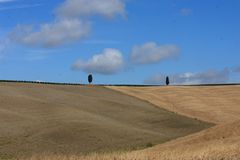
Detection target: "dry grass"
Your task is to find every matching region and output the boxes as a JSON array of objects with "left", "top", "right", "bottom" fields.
[
  {"left": 17, "top": 85, "right": 240, "bottom": 160},
  {"left": 108, "top": 86, "right": 240, "bottom": 124},
  {"left": 19, "top": 121, "right": 240, "bottom": 160},
  {"left": 2, "top": 84, "right": 240, "bottom": 159},
  {"left": 105, "top": 85, "right": 240, "bottom": 160},
  {"left": 0, "top": 83, "right": 210, "bottom": 159}
]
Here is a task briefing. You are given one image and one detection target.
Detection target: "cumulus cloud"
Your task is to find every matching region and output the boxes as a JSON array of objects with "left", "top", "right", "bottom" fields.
[
  {"left": 72, "top": 48, "right": 124, "bottom": 75},
  {"left": 56, "top": 0, "right": 126, "bottom": 19},
  {"left": 10, "top": 19, "right": 90, "bottom": 48},
  {"left": 180, "top": 8, "right": 192, "bottom": 16},
  {"left": 9, "top": 0, "right": 126, "bottom": 48},
  {"left": 145, "top": 68, "right": 230, "bottom": 85},
  {"left": 130, "top": 42, "right": 180, "bottom": 65}
]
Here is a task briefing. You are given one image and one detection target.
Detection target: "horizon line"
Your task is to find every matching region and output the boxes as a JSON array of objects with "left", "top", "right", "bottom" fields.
[{"left": 0, "top": 80, "right": 239, "bottom": 87}]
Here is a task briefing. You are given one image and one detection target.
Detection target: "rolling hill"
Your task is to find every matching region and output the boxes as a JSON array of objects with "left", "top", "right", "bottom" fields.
[
  {"left": 0, "top": 82, "right": 211, "bottom": 159},
  {"left": 105, "top": 85, "right": 240, "bottom": 160}
]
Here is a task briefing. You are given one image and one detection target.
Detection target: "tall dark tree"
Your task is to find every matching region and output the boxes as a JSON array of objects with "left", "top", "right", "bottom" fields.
[
  {"left": 88, "top": 74, "right": 93, "bottom": 84},
  {"left": 166, "top": 76, "right": 170, "bottom": 86}
]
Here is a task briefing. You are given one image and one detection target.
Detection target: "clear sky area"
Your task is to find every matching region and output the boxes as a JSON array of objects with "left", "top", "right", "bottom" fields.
[{"left": 0, "top": 0, "right": 239, "bottom": 85}]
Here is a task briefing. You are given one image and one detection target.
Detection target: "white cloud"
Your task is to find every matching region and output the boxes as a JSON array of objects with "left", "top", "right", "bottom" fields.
[
  {"left": 180, "top": 8, "right": 192, "bottom": 16},
  {"left": 10, "top": 19, "right": 90, "bottom": 48},
  {"left": 56, "top": 0, "right": 126, "bottom": 19},
  {"left": 130, "top": 42, "right": 180, "bottom": 65},
  {"left": 72, "top": 48, "right": 124, "bottom": 75},
  {"left": 145, "top": 68, "right": 230, "bottom": 85},
  {"left": 9, "top": 0, "right": 126, "bottom": 48}
]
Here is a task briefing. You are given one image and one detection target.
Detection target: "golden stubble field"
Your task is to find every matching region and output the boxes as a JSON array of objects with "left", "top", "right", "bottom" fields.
[
  {"left": 0, "top": 83, "right": 211, "bottom": 160},
  {"left": 108, "top": 85, "right": 240, "bottom": 124},
  {"left": 105, "top": 85, "right": 240, "bottom": 160},
  {"left": 1, "top": 83, "right": 240, "bottom": 160},
  {"left": 38, "top": 85, "right": 240, "bottom": 160}
]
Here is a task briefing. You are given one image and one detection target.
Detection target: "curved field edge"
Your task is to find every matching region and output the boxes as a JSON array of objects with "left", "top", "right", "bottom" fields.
[
  {"left": 102, "top": 85, "right": 240, "bottom": 160},
  {"left": 0, "top": 83, "right": 211, "bottom": 159},
  {"left": 107, "top": 86, "right": 240, "bottom": 124},
  {"left": 17, "top": 121, "right": 240, "bottom": 160},
  {"left": 27, "top": 85, "right": 239, "bottom": 160}
]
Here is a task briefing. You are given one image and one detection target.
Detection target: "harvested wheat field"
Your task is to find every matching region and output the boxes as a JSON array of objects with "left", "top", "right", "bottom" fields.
[
  {"left": 108, "top": 85, "right": 240, "bottom": 124},
  {"left": 101, "top": 85, "right": 240, "bottom": 160},
  {"left": 0, "top": 82, "right": 211, "bottom": 160}
]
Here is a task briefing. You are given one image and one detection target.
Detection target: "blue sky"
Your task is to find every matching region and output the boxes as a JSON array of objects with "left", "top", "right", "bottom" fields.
[{"left": 0, "top": 0, "right": 239, "bottom": 84}]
